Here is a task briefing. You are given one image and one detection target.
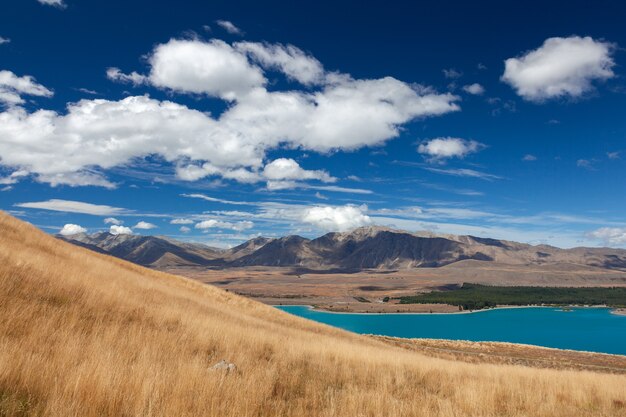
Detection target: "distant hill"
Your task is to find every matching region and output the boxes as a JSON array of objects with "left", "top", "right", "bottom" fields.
[
  {"left": 58, "top": 226, "right": 626, "bottom": 271},
  {"left": 60, "top": 232, "right": 223, "bottom": 266}
]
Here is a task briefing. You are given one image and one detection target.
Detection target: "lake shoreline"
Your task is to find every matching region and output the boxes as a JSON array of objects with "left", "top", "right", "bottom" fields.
[
  {"left": 375, "top": 336, "right": 626, "bottom": 373},
  {"left": 274, "top": 303, "right": 622, "bottom": 316}
]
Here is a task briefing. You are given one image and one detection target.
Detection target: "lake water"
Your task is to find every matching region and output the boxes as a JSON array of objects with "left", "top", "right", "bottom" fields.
[{"left": 276, "top": 305, "right": 626, "bottom": 355}]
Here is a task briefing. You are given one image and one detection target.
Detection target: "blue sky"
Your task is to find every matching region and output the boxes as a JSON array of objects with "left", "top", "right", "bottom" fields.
[{"left": 1, "top": 0, "right": 626, "bottom": 248}]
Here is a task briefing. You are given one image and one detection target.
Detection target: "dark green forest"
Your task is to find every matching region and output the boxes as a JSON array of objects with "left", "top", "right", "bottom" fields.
[{"left": 398, "top": 284, "right": 626, "bottom": 310}]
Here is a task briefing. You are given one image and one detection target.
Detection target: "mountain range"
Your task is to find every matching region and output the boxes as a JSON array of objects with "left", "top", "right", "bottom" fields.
[{"left": 58, "top": 226, "right": 626, "bottom": 271}]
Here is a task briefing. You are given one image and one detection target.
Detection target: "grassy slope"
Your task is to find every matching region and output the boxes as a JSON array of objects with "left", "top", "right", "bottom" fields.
[{"left": 0, "top": 212, "right": 625, "bottom": 417}]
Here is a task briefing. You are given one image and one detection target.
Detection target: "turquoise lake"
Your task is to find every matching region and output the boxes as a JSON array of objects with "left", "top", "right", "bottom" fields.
[{"left": 276, "top": 306, "right": 626, "bottom": 355}]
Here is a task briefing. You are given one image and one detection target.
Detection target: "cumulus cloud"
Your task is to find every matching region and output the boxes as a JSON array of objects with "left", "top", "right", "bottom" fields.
[
  {"left": 37, "top": 0, "right": 66, "bottom": 8},
  {"left": 145, "top": 39, "right": 264, "bottom": 99},
  {"left": 501, "top": 36, "right": 615, "bottom": 102},
  {"left": 133, "top": 221, "right": 157, "bottom": 229},
  {"left": 0, "top": 37, "right": 10, "bottom": 45},
  {"left": 109, "top": 225, "right": 133, "bottom": 235},
  {"left": 15, "top": 199, "right": 128, "bottom": 215},
  {"left": 235, "top": 42, "right": 325, "bottom": 85},
  {"left": 0, "top": 38, "right": 459, "bottom": 188},
  {"left": 104, "top": 217, "right": 123, "bottom": 225},
  {"left": 59, "top": 223, "right": 87, "bottom": 236},
  {"left": 586, "top": 227, "right": 626, "bottom": 246},
  {"left": 522, "top": 154, "right": 537, "bottom": 161},
  {"left": 0, "top": 70, "right": 53, "bottom": 106},
  {"left": 262, "top": 158, "right": 335, "bottom": 183},
  {"left": 462, "top": 83, "right": 485, "bottom": 95},
  {"left": 301, "top": 205, "right": 372, "bottom": 232},
  {"left": 179, "top": 226, "right": 191, "bottom": 233},
  {"left": 195, "top": 219, "right": 254, "bottom": 231},
  {"left": 221, "top": 77, "right": 460, "bottom": 152},
  {"left": 418, "top": 137, "right": 485, "bottom": 161},
  {"left": 216, "top": 20, "right": 243, "bottom": 35},
  {"left": 170, "top": 218, "right": 194, "bottom": 224}
]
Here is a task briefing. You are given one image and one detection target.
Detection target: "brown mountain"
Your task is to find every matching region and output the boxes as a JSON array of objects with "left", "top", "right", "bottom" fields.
[
  {"left": 59, "top": 232, "right": 223, "bottom": 267},
  {"left": 58, "top": 226, "right": 626, "bottom": 272}
]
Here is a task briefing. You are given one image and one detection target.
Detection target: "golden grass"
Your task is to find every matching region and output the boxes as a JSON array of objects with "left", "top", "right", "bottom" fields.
[{"left": 0, "top": 211, "right": 625, "bottom": 417}]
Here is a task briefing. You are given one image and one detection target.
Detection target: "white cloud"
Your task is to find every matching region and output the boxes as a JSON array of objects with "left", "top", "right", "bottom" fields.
[
  {"left": 265, "top": 180, "right": 298, "bottom": 191},
  {"left": 263, "top": 158, "right": 335, "bottom": 183},
  {"left": 0, "top": 37, "right": 10, "bottom": 45},
  {"left": 522, "top": 154, "right": 537, "bottom": 161},
  {"left": 77, "top": 88, "right": 98, "bottom": 95},
  {"left": 418, "top": 137, "right": 485, "bottom": 161},
  {"left": 263, "top": 180, "right": 372, "bottom": 194},
  {"left": 301, "top": 204, "right": 371, "bottom": 232},
  {"left": 235, "top": 42, "right": 324, "bottom": 85},
  {"left": 39, "top": 171, "right": 115, "bottom": 189},
  {"left": 607, "top": 151, "right": 620, "bottom": 160},
  {"left": 147, "top": 39, "right": 264, "bottom": 99},
  {"left": 106, "top": 67, "right": 147, "bottom": 86},
  {"left": 37, "top": 0, "right": 66, "bottom": 8},
  {"left": 308, "top": 185, "right": 373, "bottom": 194},
  {"left": 577, "top": 159, "right": 595, "bottom": 170},
  {"left": 216, "top": 20, "right": 243, "bottom": 35},
  {"left": 462, "top": 83, "right": 485, "bottom": 95},
  {"left": 15, "top": 199, "right": 128, "bottom": 215},
  {"left": 586, "top": 227, "right": 626, "bottom": 246},
  {"left": 179, "top": 226, "right": 191, "bottom": 233},
  {"left": 175, "top": 163, "right": 260, "bottom": 183},
  {"left": 443, "top": 69, "right": 462, "bottom": 79},
  {"left": 104, "top": 217, "right": 123, "bottom": 225},
  {"left": 502, "top": 36, "right": 615, "bottom": 102},
  {"left": 59, "top": 223, "right": 87, "bottom": 236},
  {"left": 0, "top": 38, "right": 459, "bottom": 188},
  {"left": 422, "top": 166, "right": 501, "bottom": 181},
  {"left": 133, "top": 221, "right": 157, "bottom": 229},
  {"left": 0, "top": 70, "right": 53, "bottom": 106},
  {"left": 181, "top": 193, "right": 254, "bottom": 206},
  {"left": 109, "top": 225, "right": 133, "bottom": 235},
  {"left": 0, "top": 169, "right": 29, "bottom": 185},
  {"left": 170, "top": 218, "right": 194, "bottom": 224},
  {"left": 195, "top": 219, "right": 254, "bottom": 231},
  {"left": 371, "top": 206, "right": 496, "bottom": 221}
]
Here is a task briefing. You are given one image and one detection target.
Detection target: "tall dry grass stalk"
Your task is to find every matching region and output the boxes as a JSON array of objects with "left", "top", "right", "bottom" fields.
[{"left": 0, "top": 211, "right": 625, "bottom": 416}]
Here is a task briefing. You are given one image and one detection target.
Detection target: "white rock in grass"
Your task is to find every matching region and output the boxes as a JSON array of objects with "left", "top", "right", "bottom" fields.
[{"left": 211, "top": 360, "right": 237, "bottom": 373}]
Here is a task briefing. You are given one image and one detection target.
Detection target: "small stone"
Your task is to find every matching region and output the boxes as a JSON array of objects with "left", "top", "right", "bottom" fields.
[{"left": 211, "top": 359, "right": 237, "bottom": 373}]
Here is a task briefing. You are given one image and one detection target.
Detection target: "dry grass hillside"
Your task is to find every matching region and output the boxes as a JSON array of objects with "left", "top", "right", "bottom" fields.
[{"left": 1, "top": 211, "right": 625, "bottom": 417}]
